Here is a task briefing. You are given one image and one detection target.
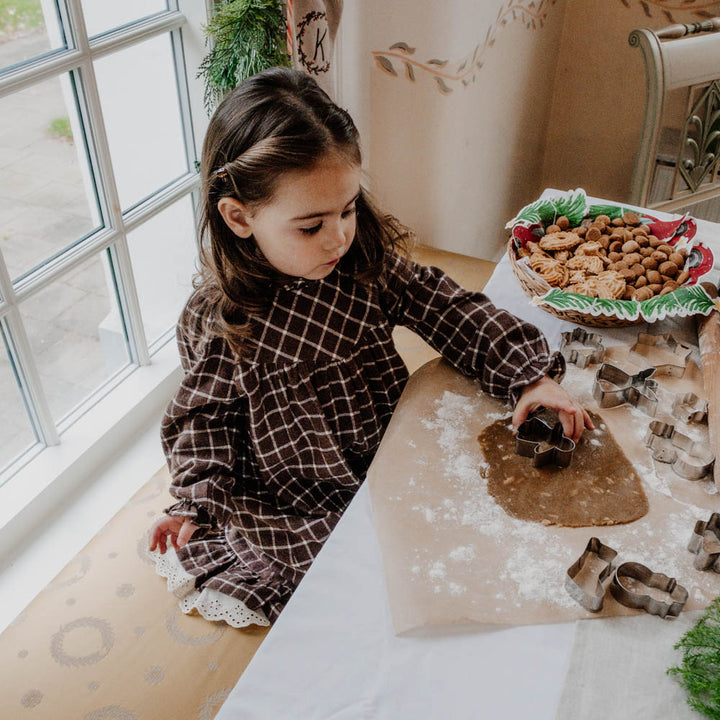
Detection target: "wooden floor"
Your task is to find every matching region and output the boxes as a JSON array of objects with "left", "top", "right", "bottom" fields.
[{"left": 394, "top": 245, "right": 496, "bottom": 373}]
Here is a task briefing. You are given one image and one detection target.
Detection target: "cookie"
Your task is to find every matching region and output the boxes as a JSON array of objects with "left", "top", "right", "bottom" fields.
[{"left": 539, "top": 231, "right": 582, "bottom": 252}]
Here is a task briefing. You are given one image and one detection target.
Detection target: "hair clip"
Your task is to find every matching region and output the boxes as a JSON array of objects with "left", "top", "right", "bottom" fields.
[{"left": 214, "top": 166, "right": 228, "bottom": 180}]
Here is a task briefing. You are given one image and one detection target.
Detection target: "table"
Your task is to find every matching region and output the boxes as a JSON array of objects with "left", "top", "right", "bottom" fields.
[{"left": 216, "top": 204, "right": 720, "bottom": 720}]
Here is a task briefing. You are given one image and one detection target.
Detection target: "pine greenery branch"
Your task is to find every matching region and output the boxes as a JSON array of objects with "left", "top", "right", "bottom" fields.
[
  {"left": 669, "top": 597, "right": 720, "bottom": 719},
  {"left": 198, "top": 0, "right": 290, "bottom": 111}
]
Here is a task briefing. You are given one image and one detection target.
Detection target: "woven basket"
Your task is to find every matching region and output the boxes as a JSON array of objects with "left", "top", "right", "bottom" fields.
[{"left": 507, "top": 240, "right": 643, "bottom": 328}]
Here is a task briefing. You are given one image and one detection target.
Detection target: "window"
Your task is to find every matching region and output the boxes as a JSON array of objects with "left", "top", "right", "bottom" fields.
[{"left": 0, "top": 0, "right": 207, "bottom": 484}]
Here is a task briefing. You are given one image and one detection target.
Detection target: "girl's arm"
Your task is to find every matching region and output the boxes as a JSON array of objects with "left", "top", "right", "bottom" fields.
[{"left": 381, "top": 251, "right": 592, "bottom": 439}]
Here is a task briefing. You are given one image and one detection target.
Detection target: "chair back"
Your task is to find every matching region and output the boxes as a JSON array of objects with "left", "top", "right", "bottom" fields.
[{"left": 629, "top": 19, "right": 720, "bottom": 220}]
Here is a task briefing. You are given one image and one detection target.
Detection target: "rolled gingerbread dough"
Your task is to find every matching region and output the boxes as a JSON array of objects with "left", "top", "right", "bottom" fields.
[{"left": 478, "top": 411, "right": 649, "bottom": 527}]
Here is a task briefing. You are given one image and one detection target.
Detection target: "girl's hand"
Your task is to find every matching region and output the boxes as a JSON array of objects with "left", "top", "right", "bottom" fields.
[
  {"left": 512, "top": 375, "right": 594, "bottom": 443},
  {"left": 148, "top": 514, "right": 199, "bottom": 554}
]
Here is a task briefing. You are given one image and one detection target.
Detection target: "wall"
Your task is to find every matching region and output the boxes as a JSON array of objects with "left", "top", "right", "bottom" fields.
[
  {"left": 340, "top": 0, "right": 720, "bottom": 260},
  {"left": 341, "top": 0, "right": 569, "bottom": 260}
]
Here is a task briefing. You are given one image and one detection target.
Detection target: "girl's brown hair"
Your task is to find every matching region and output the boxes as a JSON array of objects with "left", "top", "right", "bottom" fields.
[{"left": 197, "top": 67, "right": 409, "bottom": 355}]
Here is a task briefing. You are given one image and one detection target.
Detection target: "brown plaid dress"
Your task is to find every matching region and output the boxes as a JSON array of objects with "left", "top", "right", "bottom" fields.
[{"left": 161, "top": 250, "right": 564, "bottom": 621}]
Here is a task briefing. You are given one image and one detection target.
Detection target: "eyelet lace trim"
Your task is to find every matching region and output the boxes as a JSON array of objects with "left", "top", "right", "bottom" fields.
[{"left": 149, "top": 547, "right": 270, "bottom": 628}]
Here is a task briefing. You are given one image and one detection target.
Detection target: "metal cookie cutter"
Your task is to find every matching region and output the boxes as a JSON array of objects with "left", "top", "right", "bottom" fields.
[
  {"left": 515, "top": 411, "right": 575, "bottom": 468},
  {"left": 565, "top": 537, "right": 618, "bottom": 612},
  {"left": 672, "top": 392, "right": 708, "bottom": 424},
  {"left": 559, "top": 328, "right": 605, "bottom": 369},
  {"left": 592, "top": 364, "right": 659, "bottom": 416},
  {"left": 645, "top": 420, "right": 715, "bottom": 480},
  {"left": 688, "top": 513, "right": 720, "bottom": 572},
  {"left": 630, "top": 332, "right": 693, "bottom": 378},
  {"left": 610, "top": 562, "right": 688, "bottom": 619}
]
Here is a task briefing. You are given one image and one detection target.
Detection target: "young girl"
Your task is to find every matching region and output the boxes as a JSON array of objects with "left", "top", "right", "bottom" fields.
[{"left": 149, "top": 67, "right": 593, "bottom": 627}]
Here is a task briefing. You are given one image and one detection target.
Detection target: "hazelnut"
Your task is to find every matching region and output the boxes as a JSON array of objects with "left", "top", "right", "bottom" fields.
[
  {"left": 646, "top": 270, "right": 662, "bottom": 284},
  {"left": 546, "top": 224, "right": 561, "bottom": 234},
  {"left": 624, "top": 252, "right": 642, "bottom": 266},
  {"left": 660, "top": 282, "right": 679, "bottom": 295},
  {"left": 657, "top": 243, "right": 674, "bottom": 255},
  {"left": 556, "top": 216, "right": 570, "bottom": 230},
  {"left": 648, "top": 235, "right": 662, "bottom": 248},
  {"left": 669, "top": 252, "right": 684, "bottom": 266},
  {"left": 611, "top": 217, "right": 625, "bottom": 227},
  {"left": 651, "top": 250, "right": 668, "bottom": 262},
  {"left": 629, "top": 263, "right": 645, "bottom": 279},
  {"left": 647, "top": 283, "right": 663, "bottom": 294},
  {"left": 659, "top": 261, "right": 679, "bottom": 277},
  {"left": 633, "top": 286, "right": 654, "bottom": 301},
  {"left": 635, "top": 275, "right": 647, "bottom": 288},
  {"left": 586, "top": 226, "right": 602, "bottom": 242},
  {"left": 622, "top": 239, "right": 640, "bottom": 253},
  {"left": 641, "top": 257, "right": 658, "bottom": 270}
]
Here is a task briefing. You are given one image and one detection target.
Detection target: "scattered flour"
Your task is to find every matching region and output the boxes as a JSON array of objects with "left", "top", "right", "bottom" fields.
[
  {"left": 448, "top": 545, "right": 476, "bottom": 563},
  {"left": 407, "top": 364, "right": 714, "bottom": 613}
]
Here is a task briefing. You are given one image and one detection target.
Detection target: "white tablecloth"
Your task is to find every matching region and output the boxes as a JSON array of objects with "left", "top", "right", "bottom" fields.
[{"left": 216, "top": 203, "right": 720, "bottom": 720}]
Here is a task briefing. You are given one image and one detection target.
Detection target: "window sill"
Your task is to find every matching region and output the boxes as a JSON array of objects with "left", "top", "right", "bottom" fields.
[{"left": 0, "top": 340, "right": 182, "bottom": 571}]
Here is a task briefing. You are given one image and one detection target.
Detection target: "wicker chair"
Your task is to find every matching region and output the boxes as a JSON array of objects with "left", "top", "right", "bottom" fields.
[{"left": 629, "top": 19, "right": 720, "bottom": 221}]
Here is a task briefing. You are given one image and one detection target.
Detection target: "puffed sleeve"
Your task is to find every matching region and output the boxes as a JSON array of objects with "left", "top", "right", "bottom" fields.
[
  {"left": 161, "top": 293, "right": 245, "bottom": 529},
  {"left": 380, "top": 250, "right": 565, "bottom": 403}
]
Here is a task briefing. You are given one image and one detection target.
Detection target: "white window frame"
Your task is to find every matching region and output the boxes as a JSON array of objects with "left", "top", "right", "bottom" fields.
[{"left": 0, "top": 0, "right": 212, "bottom": 531}]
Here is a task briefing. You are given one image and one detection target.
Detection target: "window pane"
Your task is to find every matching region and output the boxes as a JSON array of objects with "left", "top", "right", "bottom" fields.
[
  {"left": 0, "top": 0, "right": 67, "bottom": 71},
  {"left": 0, "top": 73, "right": 101, "bottom": 281},
  {"left": 18, "top": 251, "right": 130, "bottom": 423},
  {"left": 94, "top": 33, "right": 187, "bottom": 210},
  {"left": 0, "top": 323, "right": 38, "bottom": 472},
  {"left": 81, "top": 0, "right": 168, "bottom": 39},
  {"left": 127, "top": 195, "right": 196, "bottom": 346}
]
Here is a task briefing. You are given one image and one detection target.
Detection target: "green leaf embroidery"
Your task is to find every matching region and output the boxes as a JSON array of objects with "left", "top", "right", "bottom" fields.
[
  {"left": 537, "top": 284, "right": 716, "bottom": 323},
  {"left": 506, "top": 189, "right": 588, "bottom": 228}
]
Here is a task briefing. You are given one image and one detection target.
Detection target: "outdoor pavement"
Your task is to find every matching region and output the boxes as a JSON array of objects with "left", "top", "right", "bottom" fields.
[{"left": 0, "top": 30, "right": 120, "bottom": 472}]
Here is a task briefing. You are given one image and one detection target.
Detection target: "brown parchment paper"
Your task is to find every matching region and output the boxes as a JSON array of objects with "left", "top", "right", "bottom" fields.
[{"left": 367, "top": 347, "right": 720, "bottom": 636}]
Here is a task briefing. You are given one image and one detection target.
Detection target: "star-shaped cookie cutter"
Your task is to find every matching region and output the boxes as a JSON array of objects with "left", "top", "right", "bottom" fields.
[
  {"left": 645, "top": 420, "right": 715, "bottom": 480},
  {"left": 672, "top": 392, "right": 708, "bottom": 424},
  {"left": 515, "top": 411, "right": 575, "bottom": 468},
  {"left": 688, "top": 513, "right": 720, "bottom": 572},
  {"left": 592, "top": 363, "right": 659, "bottom": 416},
  {"left": 629, "top": 332, "right": 693, "bottom": 378},
  {"left": 559, "top": 328, "right": 605, "bottom": 369}
]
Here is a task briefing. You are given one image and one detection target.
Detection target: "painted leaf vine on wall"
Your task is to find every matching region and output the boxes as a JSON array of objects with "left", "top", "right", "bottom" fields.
[
  {"left": 618, "top": 0, "right": 720, "bottom": 22},
  {"left": 372, "top": 0, "right": 558, "bottom": 95}
]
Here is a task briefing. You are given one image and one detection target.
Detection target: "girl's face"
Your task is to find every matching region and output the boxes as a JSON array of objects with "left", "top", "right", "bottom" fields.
[{"left": 218, "top": 156, "right": 361, "bottom": 280}]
